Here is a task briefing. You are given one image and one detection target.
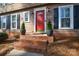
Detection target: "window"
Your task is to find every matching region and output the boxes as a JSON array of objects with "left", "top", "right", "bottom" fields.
[
  {"left": 59, "top": 5, "right": 73, "bottom": 29},
  {"left": 23, "top": 11, "right": 30, "bottom": 22},
  {"left": 11, "top": 14, "right": 17, "bottom": 29},
  {"left": 1, "top": 16, "right": 6, "bottom": 29}
]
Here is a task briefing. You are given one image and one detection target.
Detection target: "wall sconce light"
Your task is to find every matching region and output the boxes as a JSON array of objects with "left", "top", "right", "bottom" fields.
[
  {"left": 48, "top": 9, "right": 51, "bottom": 12},
  {"left": 47, "top": 8, "right": 51, "bottom": 13}
]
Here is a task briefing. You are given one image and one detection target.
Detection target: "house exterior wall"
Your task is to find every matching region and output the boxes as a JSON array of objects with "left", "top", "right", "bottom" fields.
[
  {"left": 46, "top": 4, "right": 79, "bottom": 39},
  {"left": 20, "top": 9, "right": 34, "bottom": 33},
  {"left": 0, "top": 3, "right": 48, "bottom": 33},
  {"left": 0, "top": 3, "right": 79, "bottom": 39}
]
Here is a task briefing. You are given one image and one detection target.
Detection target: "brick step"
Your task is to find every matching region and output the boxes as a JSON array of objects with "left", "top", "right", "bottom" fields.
[
  {"left": 14, "top": 35, "right": 53, "bottom": 54},
  {"left": 20, "top": 35, "right": 53, "bottom": 43},
  {"left": 14, "top": 38, "right": 49, "bottom": 54},
  {"left": 26, "top": 33, "right": 47, "bottom": 35}
]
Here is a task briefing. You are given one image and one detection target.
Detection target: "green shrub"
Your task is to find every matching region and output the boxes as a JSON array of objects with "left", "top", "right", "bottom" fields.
[
  {"left": 20, "top": 22, "right": 26, "bottom": 35},
  {"left": 0, "top": 32, "right": 8, "bottom": 42},
  {"left": 47, "top": 21, "right": 52, "bottom": 30},
  {"left": 46, "top": 21, "right": 53, "bottom": 36}
]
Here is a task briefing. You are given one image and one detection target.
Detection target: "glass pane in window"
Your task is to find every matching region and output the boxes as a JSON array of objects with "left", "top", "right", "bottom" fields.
[
  {"left": 65, "top": 8, "right": 70, "bottom": 17},
  {"left": 12, "top": 15, "right": 16, "bottom": 21},
  {"left": 61, "top": 18, "right": 70, "bottom": 27},
  {"left": 25, "top": 12, "right": 28, "bottom": 21},
  {"left": 12, "top": 22, "right": 16, "bottom": 28},
  {"left": 2, "top": 23, "right": 6, "bottom": 28},
  {"left": 1, "top": 16, "right": 6, "bottom": 28},
  {"left": 12, "top": 14, "right": 17, "bottom": 28},
  {"left": 2, "top": 16, "right": 6, "bottom": 22},
  {"left": 61, "top": 8, "right": 64, "bottom": 17}
]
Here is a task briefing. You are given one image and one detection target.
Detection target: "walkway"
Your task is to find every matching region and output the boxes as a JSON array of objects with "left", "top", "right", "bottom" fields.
[{"left": 6, "top": 49, "right": 43, "bottom": 56}]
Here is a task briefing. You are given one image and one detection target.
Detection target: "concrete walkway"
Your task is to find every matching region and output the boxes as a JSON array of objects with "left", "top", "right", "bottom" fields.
[{"left": 6, "top": 49, "right": 43, "bottom": 56}]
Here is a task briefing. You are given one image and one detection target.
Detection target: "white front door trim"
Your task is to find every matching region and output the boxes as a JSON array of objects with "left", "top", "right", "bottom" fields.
[{"left": 34, "top": 7, "right": 46, "bottom": 33}]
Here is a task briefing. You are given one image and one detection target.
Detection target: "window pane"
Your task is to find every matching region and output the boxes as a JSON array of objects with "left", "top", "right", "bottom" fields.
[
  {"left": 2, "top": 16, "right": 6, "bottom": 21},
  {"left": 61, "top": 18, "right": 70, "bottom": 27},
  {"left": 61, "top": 8, "right": 64, "bottom": 17},
  {"left": 25, "top": 12, "right": 28, "bottom": 21},
  {"left": 12, "top": 14, "right": 16, "bottom": 28},
  {"left": 65, "top": 8, "right": 70, "bottom": 17},
  {"left": 1, "top": 16, "right": 6, "bottom": 28},
  {"left": 12, "top": 15, "right": 16, "bottom": 21},
  {"left": 12, "top": 22, "right": 16, "bottom": 28},
  {"left": 2, "top": 23, "right": 6, "bottom": 28}
]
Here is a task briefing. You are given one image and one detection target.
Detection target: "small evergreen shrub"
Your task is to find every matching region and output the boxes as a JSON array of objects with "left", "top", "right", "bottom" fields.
[
  {"left": 20, "top": 22, "right": 26, "bottom": 35},
  {"left": 47, "top": 21, "right": 52, "bottom": 30},
  {"left": 46, "top": 21, "right": 53, "bottom": 36},
  {"left": 0, "top": 32, "right": 8, "bottom": 42}
]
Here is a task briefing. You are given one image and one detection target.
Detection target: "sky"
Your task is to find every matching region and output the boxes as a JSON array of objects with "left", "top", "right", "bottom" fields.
[{"left": 0, "top": 0, "right": 79, "bottom": 3}]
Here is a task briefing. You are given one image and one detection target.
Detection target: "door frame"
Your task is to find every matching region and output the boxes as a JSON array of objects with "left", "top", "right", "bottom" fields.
[{"left": 34, "top": 7, "right": 46, "bottom": 33}]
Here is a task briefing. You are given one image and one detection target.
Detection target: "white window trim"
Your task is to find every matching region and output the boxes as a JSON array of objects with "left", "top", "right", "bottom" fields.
[
  {"left": 58, "top": 5, "right": 74, "bottom": 29},
  {"left": 34, "top": 7, "right": 46, "bottom": 33},
  {"left": 11, "top": 13, "right": 17, "bottom": 30},
  {"left": 1, "top": 16, "right": 7, "bottom": 29},
  {"left": 23, "top": 11, "right": 30, "bottom": 22}
]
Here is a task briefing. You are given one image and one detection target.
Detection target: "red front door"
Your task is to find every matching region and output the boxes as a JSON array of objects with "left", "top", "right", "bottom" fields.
[{"left": 36, "top": 10, "right": 45, "bottom": 32}]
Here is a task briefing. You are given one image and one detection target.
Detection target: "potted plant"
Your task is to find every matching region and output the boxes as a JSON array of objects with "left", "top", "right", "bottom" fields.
[
  {"left": 20, "top": 22, "right": 26, "bottom": 35},
  {"left": 46, "top": 21, "right": 53, "bottom": 36}
]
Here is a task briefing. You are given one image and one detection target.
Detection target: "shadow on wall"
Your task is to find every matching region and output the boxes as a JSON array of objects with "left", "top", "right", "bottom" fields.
[{"left": 53, "top": 30, "right": 79, "bottom": 40}]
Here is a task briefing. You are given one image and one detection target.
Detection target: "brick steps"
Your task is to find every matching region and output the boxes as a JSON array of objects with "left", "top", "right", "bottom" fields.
[
  {"left": 14, "top": 35, "right": 53, "bottom": 54},
  {"left": 20, "top": 35, "right": 53, "bottom": 43}
]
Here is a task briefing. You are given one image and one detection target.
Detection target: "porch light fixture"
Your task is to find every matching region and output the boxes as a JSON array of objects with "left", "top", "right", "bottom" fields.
[{"left": 47, "top": 8, "right": 51, "bottom": 12}]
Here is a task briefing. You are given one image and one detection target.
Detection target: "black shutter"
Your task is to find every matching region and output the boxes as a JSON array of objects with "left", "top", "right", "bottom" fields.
[
  {"left": 17, "top": 14, "right": 20, "bottom": 29},
  {"left": 6, "top": 15, "right": 11, "bottom": 29},
  {"left": 74, "top": 5, "right": 79, "bottom": 29},
  {"left": 54, "top": 8, "right": 59, "bottom": 29},
  {"left": 0, "top": 17, "right": 1, "bottom": 29}
]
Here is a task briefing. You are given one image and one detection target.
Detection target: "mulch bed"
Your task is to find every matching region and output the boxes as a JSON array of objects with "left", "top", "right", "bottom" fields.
[
  {"left": 0, "top": 39, "right": 18, "bottom": 56},
  {"left": 0, "top": 46, "right": 13, "bottom": 56},
  {"left": 47, "top": 39, "right": 79, "bottom": 56}
]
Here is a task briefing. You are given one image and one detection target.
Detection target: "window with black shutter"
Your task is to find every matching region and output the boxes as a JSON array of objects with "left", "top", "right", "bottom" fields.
[
  {"left": 54, "top": 8, "right": 59, "bottom": 29},
  {"left": 1, "top": 16, "right": 6, "bottom": 29},
  {"left": 58, "top": 5, "right": 73, "bottom": 29},
  {"left": 74, "top": 5, "right": 79, "bottom": 29},
  {"left": 0, "top": 17, "right": 1, "bottom": 29},
  {"left": 11, "top": 14, "right": 17, "bottom": 29},
  {"left": 17, "top": 14, "right": 20, "bottom": 29}
]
